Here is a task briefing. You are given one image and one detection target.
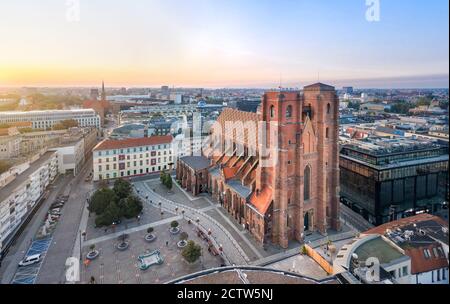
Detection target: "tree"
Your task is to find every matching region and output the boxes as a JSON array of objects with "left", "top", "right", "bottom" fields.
[
  {"left": 165, "top": 174, "right": 173, "bottom": 190},
  {"left": 181, "top": 241, "right": 202, "bottom": 263},
  {"left": 95, "top": 201, "right": 121, "bottom": 227},
  {"left": 171, "top": 221, "right": 179, "bottom": 229},
  {"left": 0, "top": 161, "right": 12, "bottom": 174},
  {"left": 52, "top": 119, "right": 79, "bottom": 130},
  {"left": 119, "top": 195, "right": 143, "bottom": 219},
  {"left": 180, "top": 232, "right": 189, "bottom": 242},
  {"left": 113, "top": 178, "right": 132, "bottom": 200},
  {"left": 147, "top": 227, "right": 154, "bottom": 234},
  {"left": 89, "top": 188, "right": 118, "bottom": 215},
  {"left": 347, "top": 101, "right": 360, "bottom": 111}
]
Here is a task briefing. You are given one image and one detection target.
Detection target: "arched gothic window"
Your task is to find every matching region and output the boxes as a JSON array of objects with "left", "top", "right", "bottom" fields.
[{"left": 304, "top": 166, "right": 311, "bottom": 201}]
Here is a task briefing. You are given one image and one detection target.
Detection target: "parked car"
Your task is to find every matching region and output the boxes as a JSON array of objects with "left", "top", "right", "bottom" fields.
[
  {"left": 49, "top": 208, "right": 61, "bottom": 215},
  {"left": 51, "top": 202, "right": 64, "bottom": 209},
  {"left": 18, "top": 254, "right": 41, "bottom": 267}
]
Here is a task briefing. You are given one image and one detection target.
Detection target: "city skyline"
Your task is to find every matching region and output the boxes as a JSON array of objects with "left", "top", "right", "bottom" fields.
[{"left": 0, "top": 0, "right": 449, "bottom": 88}]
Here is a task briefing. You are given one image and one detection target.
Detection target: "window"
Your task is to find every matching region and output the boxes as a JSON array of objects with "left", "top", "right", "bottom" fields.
[
  {"left": 304, "top": 166, "right": 311, "bottom": 201},
  {"left": 402, "top": 266, "right": 408, "bottom": 277},
  {"left": 327, "top": 103, "right": 331, "bottom": 114},
  {"left": 326, "top": 127, "right": 329, "bottom": 139},
  {"left": 286, "top": 105, "right": 292, "bottom": 118},
  {"left": 424, "top": 249, "right": 431, "bottom": 259},
  {"left": 437, "top": 269, "right": 441, "bottom": 281},
  {"left": 270, "top": 105, "right": 275, "bottom": 118}
]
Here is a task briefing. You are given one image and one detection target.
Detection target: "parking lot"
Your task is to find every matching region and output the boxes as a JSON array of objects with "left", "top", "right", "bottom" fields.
[
  {"left": 11, "top": 237, "right": 52, "bottom": 284},
  {"left": 8, "top": 195, "right": 69, "bottom": 284}
]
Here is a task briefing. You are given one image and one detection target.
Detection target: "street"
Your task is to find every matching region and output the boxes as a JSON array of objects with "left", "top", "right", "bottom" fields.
[
  {"left": 0, "top": 174, "right": 73, "bottom": 283},
  {"left": 36, "top": 156, "right": 94, "bottom": 284}
]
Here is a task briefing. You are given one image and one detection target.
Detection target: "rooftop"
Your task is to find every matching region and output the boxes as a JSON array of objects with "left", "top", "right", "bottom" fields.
[
  {"left": 0, "top": 109, "right": 97, "bottom": 115},
  {"left": 342, "top": 137, "right": 445, "bottom": 157},
  {"left": 354, "top": 236, "right": 406, "bottom": 265},
  {"left": 168, "top": 266, "right": 339, "bottom": 285},
  {"left": 0, "top": 151, "right": 56, "bottom": 202},
  {"left": 365, "top": 214, "right": 449, "bottom": 274},
  {"left": 179, "top": 156, "right": 210, "bottom": 170},
  {"left": 93, "top": 135, "right": 173, "bottom": 151}
]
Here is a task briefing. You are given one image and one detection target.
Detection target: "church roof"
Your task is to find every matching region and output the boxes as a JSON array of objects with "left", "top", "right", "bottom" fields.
[
  {"left": 249, "top": 187, "right": 273, "bottom": 215},
  {"left": 303, "top": 83, "right": 335, "bottom": 91},
  {"left": 180, "top": 156, "right": 210, "bottom": 170},
  {"left": 214, "top": 108, "right": 260, "bottom": 148}
]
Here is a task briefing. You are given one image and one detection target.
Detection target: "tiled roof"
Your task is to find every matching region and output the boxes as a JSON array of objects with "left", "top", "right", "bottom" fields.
[
  {"left": 249, "top": 187, "right": 273, "bottom": 215},
  {"left": 214, "top": 108, "right": 259, "bottom": 148},
  {"left": 404, "top": 245, "right": 448, "bottom": 274},
  {"left": 93, "top": 135, "right": 173, "bottom": 151},
  {"left": 365, "top": 214, "right": 449, "bottom": 275}
]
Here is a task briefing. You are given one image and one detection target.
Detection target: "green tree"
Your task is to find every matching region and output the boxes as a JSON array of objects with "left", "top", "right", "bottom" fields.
[
  {"left": 95, "top": 201, "right": 121, "bottom": 227},
  {"left": 119, "top": 195, "right": 143, "bottom": 219},
  {"left": 347, "top": 101, "right": 360, "bottom": 111},
  {"left": 164, "top": 174, "right": 173, "bottom": 190},
  {"left": 416, "top": 96, "right": 432, "bottom": 107},
  {"left": 113, "top": 178, "right": 132, "bottom": 200},
  {"left": 181, "top": 241, "right": 202, "bottom": 263},
  {"left": 89, "top": 188, "right": 118, "bottom": 215}
]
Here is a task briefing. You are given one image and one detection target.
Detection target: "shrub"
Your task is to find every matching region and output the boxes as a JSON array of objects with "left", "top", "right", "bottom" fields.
[
  {"left": 180, "top": 232, "right": 189, "bottom": 241},
  {"left": 181, "top": 241, "right": 202, "bottom": 263}
]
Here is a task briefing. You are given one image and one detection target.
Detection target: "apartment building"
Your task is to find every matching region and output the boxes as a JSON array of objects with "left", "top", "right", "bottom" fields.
[
  {"left": 93, "top": 135, "right": 174, "bottom": 181},
  {"left": 0, "top": 109, "right": 101, "bottom": 130},
  {"left": 0, "top": 151, "right": 58, "bottom": 258}
]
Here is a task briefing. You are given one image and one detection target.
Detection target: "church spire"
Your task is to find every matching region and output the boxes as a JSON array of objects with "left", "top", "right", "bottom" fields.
[{"left": 101, "top": 80, "right": 106, "bottom": 101}]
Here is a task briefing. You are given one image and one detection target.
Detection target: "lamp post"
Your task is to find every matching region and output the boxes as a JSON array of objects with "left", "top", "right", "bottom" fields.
[{"left": 79, "top": 230, "right": 82, "bottom": 261}]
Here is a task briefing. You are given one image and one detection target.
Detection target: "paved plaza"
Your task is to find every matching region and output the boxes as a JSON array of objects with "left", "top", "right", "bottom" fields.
[
  {"left": 80, "top": 219, "right": 223, "bottom": 284},
  {"left": 75, "top": 175, "right": 358, "bottom": 284}
]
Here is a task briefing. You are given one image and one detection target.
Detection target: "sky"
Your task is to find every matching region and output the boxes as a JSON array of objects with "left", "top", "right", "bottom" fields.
[{"left": 0, "top": 0, "right": 448, "bottom": 88}]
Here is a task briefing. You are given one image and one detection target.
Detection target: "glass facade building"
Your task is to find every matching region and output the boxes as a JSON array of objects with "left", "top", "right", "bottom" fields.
[{"left": 340, "top": 137, "right": 449, "bottom": 225}]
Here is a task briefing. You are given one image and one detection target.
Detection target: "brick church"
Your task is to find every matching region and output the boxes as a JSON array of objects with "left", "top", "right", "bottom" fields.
[{"left": 176, "top": 83, "right": 340, "bottom": 248}]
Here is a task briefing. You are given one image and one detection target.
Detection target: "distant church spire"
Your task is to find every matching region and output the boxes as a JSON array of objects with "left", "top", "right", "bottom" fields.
[{"left": 101, "top": 80, "right": 106, "bottom": 101}]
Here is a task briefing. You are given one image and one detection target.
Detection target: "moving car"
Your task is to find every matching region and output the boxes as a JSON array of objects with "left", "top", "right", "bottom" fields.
[{"left": 18, "top": 254, "right": 42, "bottom": 267}]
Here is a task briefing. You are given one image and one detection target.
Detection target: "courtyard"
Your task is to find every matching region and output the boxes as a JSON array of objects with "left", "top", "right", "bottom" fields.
[{"left": 80, "top": 218, "right": 224, "bottom": 284}]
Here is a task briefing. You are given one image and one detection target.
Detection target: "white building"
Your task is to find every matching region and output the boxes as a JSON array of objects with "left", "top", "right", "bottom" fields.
[
  {"left": 173, "top": 134, "right": 204, "bottom": 159},
  {"left": 50, "top": 140, "right": 85, "bottom": 176},
  {"left": 0, "top": 151, "right": 58, "bottom": 257},
  {"left": 335, "top": 214, "right": 449, "bottom": 284},
  {"left": 0, "top": 109, "right": 101, "bottom": 130},
  {"left": 92, "top": 135, "right": 174, "bottom": 181}
]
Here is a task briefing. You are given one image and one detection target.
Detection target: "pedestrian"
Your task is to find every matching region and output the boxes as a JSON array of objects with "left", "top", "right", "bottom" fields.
[{"left": 166, "top": 241, "right": 169, "bottom": 247}]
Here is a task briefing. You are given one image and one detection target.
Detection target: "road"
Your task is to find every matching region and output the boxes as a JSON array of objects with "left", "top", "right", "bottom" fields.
[
  {"left": 0, "top": 174, "right": 73, "bottom": 284},
  {"left": 340, "top": 203, "right": 374, "bottom": 232},
  {"left": 36, "top": 157, "right": 94, "bottom": 284}
]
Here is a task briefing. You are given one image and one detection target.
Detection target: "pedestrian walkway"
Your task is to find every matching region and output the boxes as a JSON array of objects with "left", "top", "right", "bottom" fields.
[
  {"left": 83, "top": 215, "right": 182, "bottom": 247},
  {"left": 134, "top": 181, "right": 250, "bottom": 265}
]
